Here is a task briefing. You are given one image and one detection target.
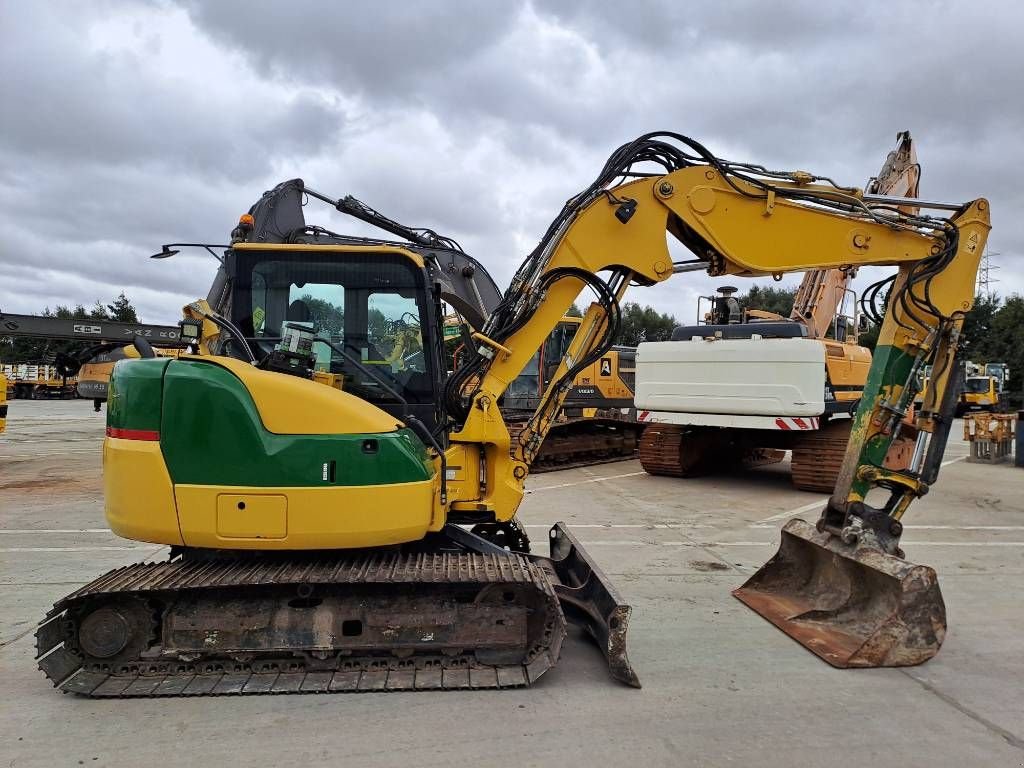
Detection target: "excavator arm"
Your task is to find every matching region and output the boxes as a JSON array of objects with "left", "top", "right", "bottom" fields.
[
  {"left": 446, "top": 133, "right": 987, "bottom": 667},
  {"left": 449, "top": 134, "right": 987, "bottom": 524}
]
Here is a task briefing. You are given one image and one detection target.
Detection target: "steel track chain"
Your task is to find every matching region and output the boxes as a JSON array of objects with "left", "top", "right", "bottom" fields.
[{"left": 36, "top": 551, "right": 566, "bottom": 697}]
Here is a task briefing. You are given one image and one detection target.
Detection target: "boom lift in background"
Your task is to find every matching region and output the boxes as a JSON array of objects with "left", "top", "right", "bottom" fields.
[
  {"left": 0, "top": 313, "right": 181, "bottom": 404},
  {"left": 636, "top": 132, "right": 922, "bottom": 491},
  {"left": 36, "top": 132, "right": 989, "bottom": 696}
]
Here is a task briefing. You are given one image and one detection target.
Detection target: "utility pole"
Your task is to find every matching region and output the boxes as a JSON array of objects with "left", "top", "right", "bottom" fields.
[{"left": 976, "top": 247, "right": 1000, "bottom": 300}]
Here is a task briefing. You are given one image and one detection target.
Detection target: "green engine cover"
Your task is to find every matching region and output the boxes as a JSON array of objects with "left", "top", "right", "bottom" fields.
[{"left": 109, "top": 358, "right": 433, "bottom": 488}]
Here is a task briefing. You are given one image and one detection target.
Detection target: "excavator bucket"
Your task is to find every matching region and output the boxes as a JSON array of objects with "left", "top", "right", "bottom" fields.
[
  {"left": 533, "top": 523, "right": 641, "bottom": 687},
  {"left": 733, "top": 519, "right": 946, "bottom": 667}
]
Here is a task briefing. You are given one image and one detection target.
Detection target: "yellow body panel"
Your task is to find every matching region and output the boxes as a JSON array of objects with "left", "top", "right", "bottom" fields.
[
  {"left": 577, "top": 350, "right": 634, "bottom": 400},
  {"left": 231, "top": 241, "right": 425, "bottom": 268},
  {"left": 174, "top": 481, "right": 436, "bottom": 549},
  {"left": 824, "top": 341, "right": 871, "bottom": 401},
  {"left": 443, "top": 442, "right": 485, "bottom": 511},
  {"left": 201, "top": 356, "right": 400, "bottom": 435},
  {"left": 216, "top": 494, "right": 288, "bottom": 538},
  {"left": 104, "top": 437, "right": 184, "bottom": 546}
]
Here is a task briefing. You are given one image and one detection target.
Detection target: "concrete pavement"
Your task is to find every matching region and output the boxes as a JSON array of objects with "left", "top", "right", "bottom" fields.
[{"left": 1, "top": 400, "right": 1021, "bottom": 767}]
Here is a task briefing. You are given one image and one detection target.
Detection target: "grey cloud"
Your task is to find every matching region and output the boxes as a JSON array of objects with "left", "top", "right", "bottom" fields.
[
  {"left": 181, "top": 1, "right": 522, "bottom": 97},
  {"left": 0, "top": 3, "right": 344, "bottom": 180},
  {"left": 1, "top": 0, "right": 1021, "bottom": 328}
]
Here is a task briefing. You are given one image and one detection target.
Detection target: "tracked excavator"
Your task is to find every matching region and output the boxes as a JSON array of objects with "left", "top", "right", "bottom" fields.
[
  {"left": 36, "top": 132, "right": 988, "bottom": 696},
  {"left": 637, "top": 132, "right": 922, "bottom": 491},
  {"left": 501, "top": 318, "right": 640, "bottom": 471}
]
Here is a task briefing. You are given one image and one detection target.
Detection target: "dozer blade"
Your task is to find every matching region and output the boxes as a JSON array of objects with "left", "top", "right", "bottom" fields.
[
  {"left": 733, "top": 518, "right": 946, "bottom": 668},
  {"left": 532, "top": 523, "right": 641, "bottom": 688}
]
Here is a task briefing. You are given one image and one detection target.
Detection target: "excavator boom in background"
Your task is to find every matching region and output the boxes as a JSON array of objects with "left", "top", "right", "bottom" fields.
[
  {"left": 36, "top": 132, "right": 989, "bottom": 696},
  {"left": 790, "top": 131, "right": 921, "bottom": 339},
  {"left": 0, "top": 313, "right": 182, "bottom": 404}
]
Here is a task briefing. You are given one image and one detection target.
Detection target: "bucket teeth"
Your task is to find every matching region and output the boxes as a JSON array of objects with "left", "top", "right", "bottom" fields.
[{"left": 733, "top": 518, "right": 946, "bottom": 668}]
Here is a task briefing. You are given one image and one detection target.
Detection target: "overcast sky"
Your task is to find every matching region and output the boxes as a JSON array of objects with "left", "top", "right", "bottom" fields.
[{"left": 2, "top": 1, "right": 1021, "bottom": 326}]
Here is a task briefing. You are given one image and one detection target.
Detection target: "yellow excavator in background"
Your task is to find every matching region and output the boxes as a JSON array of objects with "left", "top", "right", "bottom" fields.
[
  {"left": 916, "top": 360, "right": 1010, "bottom": 416},
  {"left": 637, "top": 132, "right": 922, "bottom": 491},
  {"left": 36, "top": 132, "right": 989, "bottom": 696},
  {"left": 502, "top": 316, "right": 640, "bottom": 471}
]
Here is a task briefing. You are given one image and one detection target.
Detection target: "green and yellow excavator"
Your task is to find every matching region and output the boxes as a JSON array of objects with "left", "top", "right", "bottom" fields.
[{"left": 37, "top": 132, "right": 989, "bottom": 695}]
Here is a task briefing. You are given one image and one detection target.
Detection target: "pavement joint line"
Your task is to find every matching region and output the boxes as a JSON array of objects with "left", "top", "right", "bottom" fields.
[
  {"left": 3, "top": 438, "right": 98, "bottom": 444},
  {"left": 940, "top": 455, "right": 968, "bottom": 467},
  {"left": 0, "top": 546, "right": 157, "bottom": 552},
  {"left": 0, "top": 624, "right": 42, "bottom": 650},
  {"left": 527, "top": 471, "right": 647, "bottom": 492},
  {"left": 2, "top": 451, "right": 95, "bottom": 457},
  {"left": 573, "top": 540, "right": 1024, "bottom": 547},
  {"left": 0, "top": 529, "right": 113, "bottom": 534},
  {"left": 522, "top": 523, "right": 715, "bottom": 529},
  {"left": 748, "top": 524, "right": 1024, "bottom": 531},
  {"left": 899, "top": 670, "right": 1024, "bottom": 751},
  {"left": 753, "top": 498, "right": 827, "bottom": 524}
]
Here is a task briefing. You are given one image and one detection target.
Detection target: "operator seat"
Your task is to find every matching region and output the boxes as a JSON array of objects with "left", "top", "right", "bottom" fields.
[{"left": 287, "top": 299, "right": 312, "bottom": 323}]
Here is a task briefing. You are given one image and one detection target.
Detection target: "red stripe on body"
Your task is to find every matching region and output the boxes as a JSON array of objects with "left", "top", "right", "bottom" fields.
[{"left": 106, "top": 427, "right": 160, "bottom": 441}]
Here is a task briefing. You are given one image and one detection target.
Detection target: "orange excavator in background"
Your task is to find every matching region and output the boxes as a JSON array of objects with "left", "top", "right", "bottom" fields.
[
  {"left": 788, "top": 131, "right": 922, "bottom": 340},
  {"left": 637, "top": 132, "right": 922, "bottom": 491}
]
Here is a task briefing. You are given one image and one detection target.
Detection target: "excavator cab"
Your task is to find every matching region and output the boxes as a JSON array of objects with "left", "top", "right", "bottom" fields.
[{"left": 229, "top": 246, "right": 447, "bottom": 430}]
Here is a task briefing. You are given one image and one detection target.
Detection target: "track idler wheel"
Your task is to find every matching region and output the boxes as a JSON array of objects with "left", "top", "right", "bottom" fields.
[{"left": 73, "top": 598, "right": 155, "bottom": 665}]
